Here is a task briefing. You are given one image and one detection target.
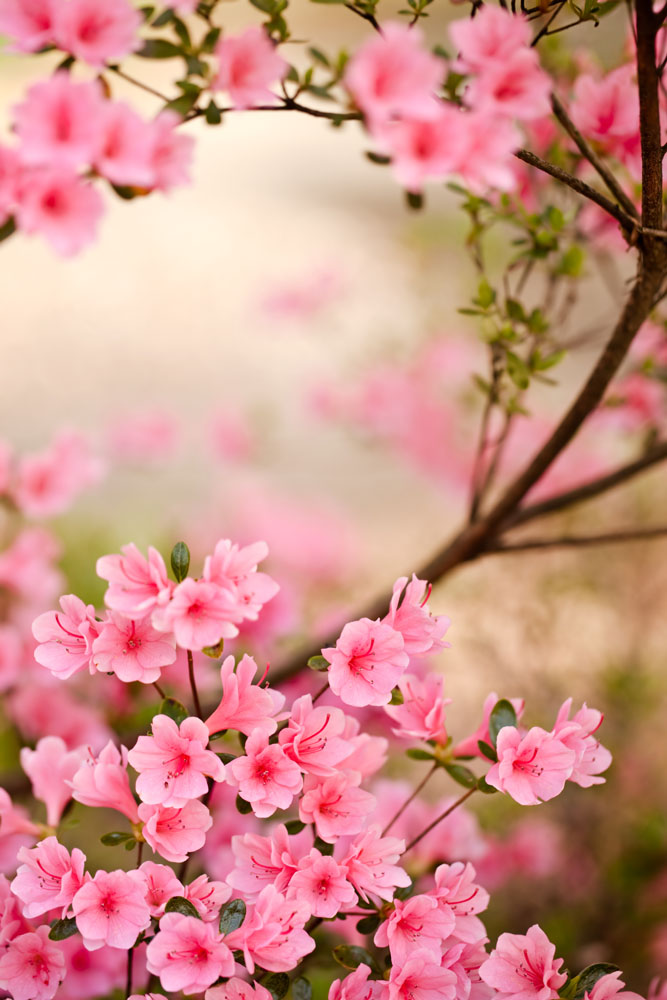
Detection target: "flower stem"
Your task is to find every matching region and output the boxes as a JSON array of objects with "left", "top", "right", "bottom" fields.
[
  {"left": 187, "top": 650, "right": 202, "bottom": 718},
  {"left": 382, "top": 762, "right": 438, "bottom": 837},
  {"left": 312, "top": 680, "right": 329, "bottom": 704},
  {"left": 405, "top": 787, "right": 476, "bottom": 853}
]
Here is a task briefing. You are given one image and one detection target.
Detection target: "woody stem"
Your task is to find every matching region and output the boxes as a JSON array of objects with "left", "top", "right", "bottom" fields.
[
  {"left": 187, "top": 650, "right": 202, "bottom": 718},
  {"left": 404, "top": 788, "right": 477, "bottom": 853},
  {"left": 382, "top": 762, "right": 439, "bottom": 837}
]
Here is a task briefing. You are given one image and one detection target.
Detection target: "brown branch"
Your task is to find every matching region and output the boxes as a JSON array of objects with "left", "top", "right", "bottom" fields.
[
  {"left": 636, "top": 0, "right": 664, "bottom": 230},
  {"left": 488, "top": 525, "right": 667, "bottom": 552}
]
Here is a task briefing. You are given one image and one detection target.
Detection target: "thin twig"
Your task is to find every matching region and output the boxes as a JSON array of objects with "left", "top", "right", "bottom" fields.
[
  {"left": 531, "top": 1, "right": 566, "bottom": 44},
  {"left": 382, "top": 763, "right": 438, "bottom": 837},
  {"left": 405, "top": 788, "right": 476, "bottom": 853},
  {"left": 108, "top": 65, "right": 170, "bottom": 101},
  {"left": 187, "top": 649, "right": 202, "bottom": 718},
  {"left": 489, "top": 525, "right": 667, "bottom": 552}
]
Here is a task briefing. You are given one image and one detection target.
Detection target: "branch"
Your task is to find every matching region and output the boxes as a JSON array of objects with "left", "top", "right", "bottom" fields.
[
  {"left": 488, "top": 525, "right": 667, "bottom": 552},
  {"left": 636, "top": 0, "right": 664, "bottom": 230}
]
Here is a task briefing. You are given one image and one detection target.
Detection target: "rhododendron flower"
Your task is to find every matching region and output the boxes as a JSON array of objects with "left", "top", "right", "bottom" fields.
[
  {"left": 388, "top": 949, "right": 458, "bottom": 1000},
  {"left": 479, "top": 924, "right": 567, "bottom": 1000},
  {"left": 94, "top": 102, "right": 156, "bottom": 188},
  {"left": 345, "top": 22, "right": 445, "bottom": 124},
  {"left": 227, "top": 731, "right": 302, "bottom": 818},
  {"left": 375, "top": 893, "right": 455, "bottom": 962},
  {"left": 340, "top": 826, "right": 410, "bottom": 902},
  {"left": 212, "top": 27, "right": 288, "bottom": 109},
  {"left": 0, "top": 0, "right": 56, "bottom": 52},
  {"left": 455, "top": 111, "right": 521, "bottom": 194},
  {"left": 57, "top": 940, "right": 124, "bottom": 1000},
  {"left": 0, "top": 789, "right": 39, "bottom": 874},
  {"left": 449, "top": 6, "right": 531, "bottom": 73},
  {"left": 72, "top": 869, "right": 151, "bottom": 950},
  {"left": 465, "top": 49, "right": 551, "bottom": 122},
  {"left": 552, "top": 699, "right": 612, "bottom": 787},
  {"left": 128, "top": 713, "right": 225, "bottom": 807},
  {"left": 203, "top": 538, "right": 279, "bottom": 623},
  {"left": 130, "top": 996, "right": 168, "bottom": 1000},
  {"left": 0, "top": 872, "right": 29, "bottom": 944},
  {"left": 11, "top": 838, "right": 86, "bottom": 918},
  {"left": 339, "top": 717, "right": 388, "bottom": 778},
  {"left": 146, "top": 913, "right": 234, "bottom": 994},
  {"left": 152, "top": 578, "right": 239, "bottom": 650},
  {"left": 586, "top": 972, "right": 644, "bottom": 1000},
  {"left": 205, "top": 654, "right": 285, "bottom": 738},
  {"left": 299, "top": 772, "right": 375, "bottom": 842},
  {"left": 127, "top": 861, "right": 184, "bottom": 918},
  {"left": 15, "top": 168, "right": 105, "bottom": 256},
  {"left": 485, "top": 727, "right": 576, "bottom": 806},
  {"left": 54, "top": 0, "right": 141, "bottom": 67},
  {"left": 138, "top": 799, "right": 212, "bottom": 862},
  {"left": 184, "top": 874, "right": 232, "bottom": 921},
  {"left": 322, "top": 617, "right": 409, "bottom": 707},
  {"left": 20, "top": 736, "right": 84, "bottom": 827},
  {"left": 288, "top": 849, "right": 357, "bottom": 918},
  {"left": 92, "top": 613, "right": 176, "bottom": 683},
  {"left": 330, "top": 964, "right": 387, "bottom": 1000},
  {"left": 14, "top": 74, "right": 104, "bottom": 169},
  {"left": 206, "top": 978, "right": 273, "bottom": 1000},
  {"left": 225, "top": 884, "right": 315, "bottom": 973},
  {"left": 70, "top": 741, "right": 139, "bottom": 823},
  {"left": 0, "top": 925, "right": 66, "bottom": 1000},
  {"left": 384, "top": 672, "right": 450, "bottom": 744},
  {"left": 12, "top": 430, "right": 102, "bottom": 518},
  {"left": 32, "top": 595, "right": 99, "bottom": 679},
  {"left": 452, "top": 693, "right": 525, "bottom": 759},
  {"left": 227, "top": 823, "right": 312, "bottom": 897},
  {"left": 146, "top": 112, "right": 195, "bottom": 193},
  {"left": 97, "top": 544, "right": 173, "bottom": 617},
  {"left": 279, "top": 694, "right": 352, "bottom": 776},
  {"left": 384, "top": 575, "right": 451, "bottom": 656},
  {"left": 571, "top": 65, "right": 640, "bottom": 177},
  {"left": 433, "top": 862, "right": 490, "bottom": 944}
]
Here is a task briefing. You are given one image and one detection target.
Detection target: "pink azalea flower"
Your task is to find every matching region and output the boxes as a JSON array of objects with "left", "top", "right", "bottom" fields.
[
  {"left": 449, "top": 7, "right": 531, "bottom": 73},
  {"left": 485, "top": 727, "right": 576, "bottom": 806},
  {"left": 127, "top": 861, "right": 184, "bottom": 918},
  {"left": 299, "top": 772, "right": 376, "bottom": 843},
  {"left": 205, "top": 654, "right": 285, "bottom": 738},
  {"left": 479, "top": 924, "right": 567, "bottom": 1000},
  {"left": 145, "top": 912, "right": 234, "bottom": 994},
  {"left": 433, "top": 862, "right": 490, "bottom": 944},
  {"left": 0, "top": 925, "right": 66, "bottom": 1000},
  {"left": 206, "top": 978, "right": 273, "bottom": 1000},
  {"left": 138, "top": 799, "right": 212, "bottom": 863},
  {"left": 383, "top": 575, "right": 450, "bottom": 656},
  {"left": 73, "top": 869, "right": 151, "bottom": 950},
  {"left": 130, "top": 996, "right": 168, "bottom": 1000},
  {"left": 11, "top": 837, "right": 86, "bottom": 918},
  {"left": 339, "top": 716, "right": 388, "bottom": 778},
  {"left": 70, "top": 740, "right": 140, "bottom": 823},
  {"left": 56, "top": 939, "right": 125, "bottom": 1000},
  {"left": 184, "top": 874, "right": 232, "bottom": 921},
  {"left": 15, "top": 167, "right": 105, "bottom": 256},
  {"left": 388, "top": 949, "right": 458, "bottom": 1000},
  {"left": 227, "top": 731, "right": 302, "bottom": 818},
  {"left": 384, "top": 672, "right": 450, "bottom": 744},
  {"left": 570, "top": 65, "right": 640, "bottom": 177},
  {"left": 587, "top": 972, "right": 644, "bottom": 1000},
  {"left": 12, "top": 430, "right": 103, "bottom": 518},
  {"left": 370, "top": 108, "right": 461, "bottom": 193},
  {"left": 152, "top": 578, "right": 239, "bottom": 650},
  {"left": 14, "top": 73, "right": 104, "bottom": 169},
  {"left": 97, "top": 544, "right": 173, "bottom": 618},
  {"left": 0, "top": 872, "right": 30, "bottom": 945},
  {"left": 552, "top": 699, "right": 612, "bottom": 788},
  {"left": 375, "top": 893, "right": 455, "bottom": 963},
  {"left": 20, "top": 736, "right": 85, "bottom": 827},
  {"left": 92, "top": 613, "right": 176, "bottom": 684},
  {"left": 465, "top": 49, "right": 551, "bottom": 122},
  {"left": 455, "top": 110, "right": 521, "bottom": 194},
  {"left": 227, "top": 823, "right": 312, "bottom": 898},
  {"left": 128, "top": 713, "right": 225, "bottom": 807},
  {"left": 32, "top": 594, "right": 100, "bottom": 680},
  {"left": 0, "top": 0, "right": 56, "bottom": 52},
  {"left": 203, "top": 538, "right": 279, "bottom": 624},
  {"left": 340, "top": 826, "right": 410, "bottom": 902},
  {"left": 452, "top": 692, "right": 525, "bottom": 759},
  {"left": 94, "top": 102, "right": 156, "bottom": 188},
  {"left": 0, "top": 789, "right": 39, "bottom": 875},
  {"left": 288, "top": 849, "right": 357, "bottom": 918},
  {"left": 345, "top": 22, "right": 445, "bottom": 125},
  {"left": 225, "top": 884, "right": 315, "bottom": 973},
  {"left": 53, "top": 0, "right": 141, "bottom": 67},
  {"left": 279, "top": 694, "right": 352, "bottom": 776},
  {"left": 9, "top": 684, "right": 111, "bottom": 753},
  {"left": 212, "top": 27, "right": 288, "bottom": 109},
  {"left": 146, "top": 112, "right": 195, "bottom": 193},
  {"left": 322, "top": 617, "right": 409, "bottom": 707},
  {"left": 330, "top": 964, "right": 387, "bottom": 1000}
]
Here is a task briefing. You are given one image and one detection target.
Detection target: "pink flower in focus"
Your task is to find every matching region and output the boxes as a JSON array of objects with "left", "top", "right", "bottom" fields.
[
  {"left": 288, "top": 849, "right": 357, "bottom": 918},
  {"left": 485, "top": 726, "right": 576, "bottom": 805},
  {"left": 20, "top": 736, "right": 85, "bottom": 827},
  {"left": 145, "top": 913, "right": 234, "bottom": 994},
  {"left": 15, "top": 168, "right": 105, "bottom": 256},
  {"left": 340, "top": 826, "right": 410, "bottom": 902},
  {"left": 205, "top": 654, "right": 285, "bottom": 738},
  {"left": 72, "top": 869, "right": 151, "bottom": 950},
  {"left": 0, "top": 789, "right": 39, "bottom": 875},
  {"left": 54, "top": 0, "right": 141, "bottom": 67},
  {"left": 384, "top": 672, "right": 450, "bottom": 744},
  {"left": 127, "top": 861, "right": 184, "bottom": 918},
  {"left": 299, "top": 772, "right": 375, "bottom": 843},
  {"left": 147, "top": 112, "right": 195, "bottom": 192},
  {"left": 384, "top": 575, "right": 450, "bottom": 656},
  {"left": 375, "top": 894, "right": 454, "bottom": 962},
  {"left": 206, "top": 979, "right": 273, "bottom": 1000},
  {"left": 97, "top": 543, "right": 173, "bottom": 618},
  {"left": 388, "top": 949, "right": 457, "bottom": 1000},
  {"left": 152, "top": 578, "right": 239, "bottom": 650},
  {"left": 279, "top": 694, "right": 352, "bottom": 776},
  {"left": 0, "top": 0, "right": 55, "bottom": 51},
  {"left": 227, "top": 731, "right": 302, "bottom": 818},
  {"left": 479, "top": 924, "right": 567, "bottom": 1000},
  {"left": 11, "top": 837, "right": 86, "bottom": 918},
  {"left": 94, "top": 102, "right": 156, "bottom": 187},
  {"left": 70, "top": 741, "right": 139, "bottom": 823},
  {"left": 322, "top": 617, "right": 409, "bottom": 707},
  {"left": 0, "top": 925, "right": 66, "bottom": 1000},
  {"left": 14, "top": 73, "right": 104, "bottom": 169},
  {"left": 552, "top": 699, "right": 612, "bottom": 788},
  {"left": 452, "top": 693, "right": 525, "bottom": 759},
  {"left": 433, "top": 862, "right": 490, "bottom": 943},
  {"left": 203, "top": 538, "right": 279, "bottom": 625},
  {"left": 330, "top": 964, "right": 387, "bottom": 1000},
  {"left": 128, "top": 713, "right": 225, "bottom": 807},
  {"left": 212, "top": 27, "right": 288, "bottom": 109},
  {"left": 32, "top": 594, "right": 100, "bottom": 680},
  {"left": 184, "top": 874, "right": 232, "bottom": 921},
  {"left": 138, "top": 799, "right": 212, "bottom": 863},
  {"left": 226, "top": 823, "right": 312, "bottom": 898},
  {"left": 225, "top": 884, "right": 315, "bottom": 973},
  {"left": 449, "top": 7, "right": 531, "bottom": 72},
  {"left": 92, "top": 613, "right": 177, "bottom": 684}
]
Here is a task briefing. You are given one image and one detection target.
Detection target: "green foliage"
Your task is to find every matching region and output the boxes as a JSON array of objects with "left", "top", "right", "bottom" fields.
[
  {"left": 49, "top": 918, "right": 78, "bottom": 941},
  {"left": 165, "top": 896, "right": 202, "bottom": 919},
  {"left": 159, "top": 697, "right": 189, "bottom": 725},
  {"left": 219, "top": 898, "right": 247, "bottom": 935},
  {"left": 170, "top": 540, "right": 190, "bottom": 582},
  {"left": 488, "top": 699, "right": 518, "bottom": 748},
  {"left": 332, "top": 945, "right": 379, "bottom": 973}
]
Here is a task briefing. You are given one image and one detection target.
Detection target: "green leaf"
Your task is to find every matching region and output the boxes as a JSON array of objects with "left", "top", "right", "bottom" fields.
[
  {"left": 390, "top": 687, "right": 404, "bottom": 705},
  {"left": 152, "top": 9, "right": 175, "bottom": 26},
  {"left": 534, "top": 348, "right": 566, "bottom": 371},
  {"left": 476, "top": 278, "right": 496, "bottom": 309},
  {"left": 170, "top": 541, "right": 190, "bottom": 582},
  {"left": 137, "top": 37, "right": 183, "bottom": 58},
  {"left": 49, "top": 917, "right": 78, "bottom": 941},
  {"left": 365, "top": 151, "right": 391, "bottom": 165},
  {"left": 202, "top": 638, "right": 225, "bottom": 657},
  {"left": 557, "top": 245, "right": 584, "bottom": 277},
  {"left": 160, "top": 697, "right": 189, "bottom": 725},
  {"left": 292, "top": 978, "right": 312, "bottom": 1000},
  {"left": 0, "top": 217, "right": 16, "bottom": 243},
  {"left": 205, "top": 100, "right": 222, "bottom": 125},
  {"left": 249, "top": 0, "right": 277, "bottom": 11},
  {"left": 285, "top": 819, "right": 306, "bottom": 834},
  {"left": 333, "top": 945, "right": 379, "bottom": 973},
  {"left": 477, "top": 776, "right": 498, "bottom": 794},
  {"left": 111, "top": 184, "right": 142, "bottom": 201},
  {"left": 406, "top": 748, "right": 435, "bottom": 761},
  {"left": 444, "top": 763, "right": 477, "bottom": 789},
  {"left": 264, "top": 974, "right": 290, "bottom": 1000},
  {"left": 506, "top": 351, "right": 530, "bottom": 391},
  {"left": 506, "top": 298, "right": 525, "bottom": 323},
  {"left": 236, "top": 794, "right": 253, "bottom": 815},
  {"left": 164, "top": 92, "right": 199, "bottom": 117},
  {"left": 219, "top": 898, "right": 247, "bottom": 935},
  {"left": 100, "top": 831, "right": 133, "bottom": 846},
  {"left": 568, "top": 965, "right": 620, "bottom": 1000},
  {"left": 172, "top": 16, "right": 192, "bottom": 48},
  {"left": 355, "top": 914, "right": 380, "bottom": 935},
  {"left": 405, "top": 190, "right": 423, "bottom": 211},
  {"left": 477, "top": 740, "right": 497, "bottom": 763},
  {"left": 307, "top": 655, "right": 329, "bottom": 672},
  {"left": 217, "top": 752, "right": 236, "bottom": 765},
  {"left": 201, "top": 26, "right": 221, "bottom": 52},
  {"left": 165, "top": 896, "right": 202, "bottom": 919},
  {"left": 488, "top": 699, "right": 518, "bottom": 748},
  {"left": 308, "top": 46, "right": 329, "bottom": 65},
  {"left": 125, "top": 838, "right": 138, "bottom": 850}
]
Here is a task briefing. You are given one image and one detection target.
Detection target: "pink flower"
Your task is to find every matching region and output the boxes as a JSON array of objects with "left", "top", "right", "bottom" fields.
[
  {"left": 485, "top": 727, "right": 576, "bottom": 806},
  {"left": 56, "top": 939, "right": 124, "bottom": 1000},
  {"left": 12, "top": 430, "right": 102, "bottom": 518},
  {"left": 0, "top": 925, "right": 66, "bottom": 1000},
  {"left": 128, "top": 713, "right": 225, "bottom": 807},
  {"left": 227, "top": 823, "right": 312, "bottom": 898},
  {"left": 479, "top": 924, "right": 567, "bottom": 1000},
  {"left": 340, "top": 826, "right": 410, "bottom": 902},
  {"left": 227, "top": 731, "right": 302, "bottom": 818},
  {"left": 322, "top": 618, "right": 409, "bottom": 707},
  {"left": 433, "top": 862, "right": 490, "bottom": 943},
  {"left": 384, "top": 672, "right": 450, "bottom": 744},
  {"left": 370, "top": 108, "right": 461, "bottom": 193},
  {"left": 20, "top": 736, "right": 84, "bottom": 827},
  {"left": 32, "top": 594, "right": 100, "bottom": 680},
  {"left": 375, "top": 894, "right": 455, "bottom": 963},
  {"left": 97, "top": 544, "right": 173, "bottom": 618},
  {"left": 138, "top": 799, "right": 212, "bottom": 863},
  {"left": 184, "top": 874, "right": 232, "bottom": 921},
  {"left": 449, "top": 7, "right": 531, "bottom": 73},
  {"left": 345, "top": 22, "right": 445, "bottom": 125},
  {"left": 15, "top": 168, "right": 105, "bottom": 256},
  {"left": 452, "top": 693, "right": 525, "bottom": 759},
  {"left": 94, "top": 102, "right": 156, "bottom": 187},
  {"left": 279, "top": 694, "right": 352, "bottom": 776},
  {"left": 205, "top": 654, "right": 285, "bottom": 738},
  {"left": 465, "top": 49, "right": 551, "bottom": 122},
  {"left": 206, "top": 979, "right": 273, "bottom": 1000},
  {"left": 146, "top": 913, "right": 234, "bottom": 994},
  {"left": 570, "top": 65, "right": 640, "bottom": 176},
  {"left": 212, "top": 27, "right": 288, "bottom": 109},
  {"left": 587, "top": 973, "right": 644, "bottom": 1000},
  {"left": 153, "top": 578, "right": 239, "bottom": 650},
  {"left": 299, "top": 772, "right": 375, "bottom": 843},
  {"left": 14, "top": 73, "right": 104, "bottom": 169},
  {"left": 330, "top": 964, "right": 387, "bottom": 1000},
  {"left": 0, "top": 789, "right": 39, "bottom": 874},
  {"left": 146, "top": 112, "right": 195, "bottom": 193},
  {"left": 388, "top": 949, "right": 457, "bottom": 1000},
  {"left": 70, "top": 741, "right": 139, "bottom": 823},
  {"left": 92, "top": 613, "right": 176, "bottom": 683},
  {"left": 73, "top": 869, "right": 151, "bottom": 950},
  {"left": 552, "top": 699, "right": 612, "bottom": 788},
  {"left": 203, "top": 538, "right": 279, "bottom": 624},
  {"left": 288, "top": 849, "right": 357, "bottom": 918},
  {"left": 384, "top": 575, "right": 450, "bottom": 656},
  {"left": 54, "top": 0, "right": 141, "bottom": 67},
  {"left": 225, "top": 884, "right": 314, "bottom": 973},
  {"left": 0, "top": 0, "right": 56, "bottom": 52},
  {"left": 11, "top": 837, "right": 86, "bottom": 918},
  {"left": 127, "top": 861, "right": 184, "bottom": 918},
  {"left": 455, "top": 111, "right": 521, "bottom": 194},
  {"left": 107, "top": 409, "right": 179, "bottom": 462}
]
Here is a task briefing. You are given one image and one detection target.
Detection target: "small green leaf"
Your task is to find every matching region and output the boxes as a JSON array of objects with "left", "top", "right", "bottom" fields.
[
  {"left": 202, "top": 638, "right": 224, "bottom": 658},
  {"left": 365, "top": 151, "right": 391, "bottom": 165},
  {"left": 235, "top": 794, "right": 253, "bottom": 815},
  {"left": 125, "top": 838, "right": 138, "bottom": 850},
  {"left": 390, "top": 688, "right": 404, "bottom": 705},
  {"left": 160, "top": 697, "right": 189, "bottom": 725},
  {"left": 506, "top": 298, "right": 525, "bottom": 323},
  {"left": 217, "top": 752, "right": 236, "bottom": 765},
  {"left": 506, "top": 351, "right": 530, "bottom": 391},
  {"left": 165, "top": 896, "right": 202, "bottom": 919},
  {"left": 406, "top": 748, "right": 435, "bottom": 761},
  {"left": 557, "top": 245, "right": 584, "bottom": 277},
  {"left": 164, "top": 92, "right": 199, "bottom": 117},
  {"left": 292, "top": 977, "right": 312, "bottom": 1000},
  {"left": 170, "top": 541, "right": 190, "bottom": 582},
  {"left": 264, "top": 974, "right": 290, "bottom": 1000},
  {"left": 152, "top": 9, "right": 174, "bottom": 26},
  {"left": 477, "top": 776, "right": 498, "bottom": 794},
  {"left": 307, "top": 655, "right": 329, "bottom": 672},
  {"left": 488, "top": 699, "right": 518, "bottom": 748},
  {"left": 477, "top": 740, "right": 498, "bottom": 763},
  {"left": 0, "top": 217, "right": 16, "bottom": 243},
  {"left": 100, "top": 831, "right": 133, "bottom": 846},
  {"left": 333, "top": 945, "right": 379, "bottom": 973},
  {"left": 285, "top": 819, "right": 306, "bottom": 834},
  {"left": 219, "top": 898, "right": 247, "bottom": 935},
  {"left": 205, "top": 100, "right": 222, "bottom": 125},
  {"left": 476, "top": 278, "right": 496, "bottom": 309},
  {"left": 569, "top": 964, "right": 620, "bottom": 1000},
  {"left": 308, "top": 46, "right": 329, "bottom": 65},
  {"left": 405, "top": 190, "right": 423, "bottom": 211},
  {"left": 444, "top": 763, "right": 477, "bottom": 789},
  {"left": 137, "top": 37, "right": 183, "bottom": 58},
  {"left": 355, "top": 914, "right": 380, "bottom": 935},
  {"left": 201, "top": 26, "right": 221, "bottom": 52},
  {"left": 49, "top": 917, "right": 79, "bottom": 941}
]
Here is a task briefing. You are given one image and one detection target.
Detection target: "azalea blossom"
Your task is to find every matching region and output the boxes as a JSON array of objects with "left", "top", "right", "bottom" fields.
[
  {"left": 32, "top": 594, "right": 99, "bottom": 680},
  {"left": 138, "top": 799, "right": 212, "bottom": 863},
  {"left": 146, "top": 912, "right": 234, "bottom": 994},
  {"left": 205, "top": 653, "right": 285, "bottom": 738},
  {"left": 322, "top": 617, "right": 409, "bottom": 707},
  {"left": 479, "top": 924, "right": 567, "bottom": 1000},
  {"left": 91, "top": 613, "right": 177, "bottom": 684},
  {"left": 0, "top": 925, "right": 66, "bottom": 1000},
  {"left": 299, "top": 772, "right": 376, "bottom": 842},
  {"left": 212, "top": 27, "right": 288, "bottom": 109},
  {"left": 11, "top": 838, "right": 86, "bottom": 918},
  {"left": 70, "top": 741, "right": 139, "bottom": 823},
  {"left": 128, "top": 713, "right": 225, "bottom": 807},
  {"left": 72, "top": 868, "right": 151, "bottom": 951},
  {"left": 485, "top": 727, "right": 576, "bottom": 806},
  {"left": 227, "top": 731, "right": 303, "bottom": 818},
  {"left": 20, "top": 736, "right": 84, "bottom": 827},
  {"left": 288, "top": 849, "right": 357, "bottom": 918}
]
